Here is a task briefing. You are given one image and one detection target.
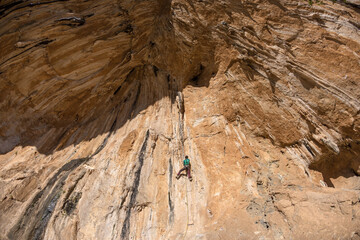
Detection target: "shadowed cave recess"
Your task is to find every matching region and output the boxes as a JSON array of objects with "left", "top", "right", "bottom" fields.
[
  {"left": 1, "top": 0, "right": 360, "bottom": 239},
  {"left": 0, "top": 0, "right": 216, "bottom": 155}
]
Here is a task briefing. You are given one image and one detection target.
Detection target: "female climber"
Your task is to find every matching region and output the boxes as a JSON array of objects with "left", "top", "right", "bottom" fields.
[{"left": 176, "top": 155, "right": 192, "bottom": 181}]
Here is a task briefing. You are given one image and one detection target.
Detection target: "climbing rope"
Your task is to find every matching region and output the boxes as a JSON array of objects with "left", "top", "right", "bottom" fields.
[
  {"left": 183, "top": 178, "right": 189, "bottom": 240},
  {"left": 180, "top": 128, "right": 190, "bottom": 240},
  {"left": 177, "top": 92, "right": 190, "bottom": 240},
  {"left": 179, "top": 139, "right": 190, "bottom": 240},
  {"left": 183, "top": 126, "right": 193, "bottom": 240}
]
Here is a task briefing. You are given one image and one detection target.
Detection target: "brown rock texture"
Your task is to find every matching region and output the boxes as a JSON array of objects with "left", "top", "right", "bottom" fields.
[{"left": 1, "top": 0, "right": 360, "bottom": 239}]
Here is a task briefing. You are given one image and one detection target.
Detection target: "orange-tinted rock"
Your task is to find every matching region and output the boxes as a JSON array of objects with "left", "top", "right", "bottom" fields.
[{"left": 0, "top": 0, "right": 360, "bottom": 239}]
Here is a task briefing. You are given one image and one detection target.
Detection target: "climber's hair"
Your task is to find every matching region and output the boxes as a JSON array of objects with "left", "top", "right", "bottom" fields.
[{"left": 185, "top": 155, "right": 188, "bottom": 158}]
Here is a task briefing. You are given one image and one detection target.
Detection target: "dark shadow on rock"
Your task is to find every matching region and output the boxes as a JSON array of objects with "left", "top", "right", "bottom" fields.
[
  {"left": 267, "top": 0, "right": 288, "bottom": 11},
  {"left": 228, "top": 0, "right": 257, "bottom": 23},
  {"left": 286, "top": 65, "right": 318, "bottom": 90},
  {"left": 0, "top": 0, "right": 217, "bottom": 156},
  {"left": 309, "top": 144, "right": 360, "bottom": 189},
  {"left": 339, "top": 1, "right": 360, "bottom": 14},
  {"left": 265, "top": 70, "right": 280, "bottom": 93}
]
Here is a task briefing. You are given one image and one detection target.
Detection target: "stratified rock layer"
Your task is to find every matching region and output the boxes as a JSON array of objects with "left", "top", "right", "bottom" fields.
[{"left": 1, "top": 0, "right": 360, "bottom": 239}]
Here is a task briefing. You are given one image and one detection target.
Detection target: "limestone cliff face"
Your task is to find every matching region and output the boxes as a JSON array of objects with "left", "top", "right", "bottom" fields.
[{"left": 1, "top": 0, "right": 360, "bottom": 239}]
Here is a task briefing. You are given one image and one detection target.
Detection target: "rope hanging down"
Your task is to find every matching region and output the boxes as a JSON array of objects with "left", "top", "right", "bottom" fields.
[{"left": 177, "top": 91, "right": 190, "bottom": 240}]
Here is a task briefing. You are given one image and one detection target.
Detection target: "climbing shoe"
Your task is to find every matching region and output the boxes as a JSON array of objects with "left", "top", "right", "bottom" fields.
[{"left": 176, "top": 175, "right": 180, "bottom": 179}]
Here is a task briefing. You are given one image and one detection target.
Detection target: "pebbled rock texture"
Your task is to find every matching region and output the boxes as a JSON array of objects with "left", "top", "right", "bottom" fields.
[{"left": 0, "top": 0, "right": 360, "bottom": 239}]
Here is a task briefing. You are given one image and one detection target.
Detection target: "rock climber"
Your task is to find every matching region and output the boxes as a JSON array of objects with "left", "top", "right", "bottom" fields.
[{"left": 176, "top": 155, "right": 192, "bottom": 181}]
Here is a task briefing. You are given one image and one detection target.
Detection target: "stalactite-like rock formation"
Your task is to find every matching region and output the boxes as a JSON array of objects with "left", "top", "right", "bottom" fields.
[{"left": 1, "top": 0, "right": 360, "bottom": 239}]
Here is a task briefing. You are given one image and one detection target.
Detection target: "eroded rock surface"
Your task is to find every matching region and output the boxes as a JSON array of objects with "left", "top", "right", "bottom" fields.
[{"left": 1, "top": 0, "right": 360, "bottom": 239}]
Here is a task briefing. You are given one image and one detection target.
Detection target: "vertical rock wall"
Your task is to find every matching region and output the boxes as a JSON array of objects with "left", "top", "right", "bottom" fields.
[{"left": 1, "top": 0, "right": 360, "bottom": 239}]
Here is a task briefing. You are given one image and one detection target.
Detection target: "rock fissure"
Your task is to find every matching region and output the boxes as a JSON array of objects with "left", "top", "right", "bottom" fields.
[
  {"left": 168, "top": 157, "right": 174, "bottom": 225},
  {"left": 7, "top": 114, "right": 117, "bottom": 240},
  {"left": 120, "top": 129, "right": 150, "bottom": 240},
  {"left": 1, "top": 0, "right": 360, "bottom": 239},
  {"left": 0, "top": 0, "right": 69, "bottom": 18},
  {"left": 0, "top": 39, "right": 54, "bottom": 66}
]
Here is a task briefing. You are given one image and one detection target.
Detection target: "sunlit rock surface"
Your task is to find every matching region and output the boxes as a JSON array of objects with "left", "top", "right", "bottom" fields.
[{"left": 1, "top": 0, "right": 360, "bottom": 239}]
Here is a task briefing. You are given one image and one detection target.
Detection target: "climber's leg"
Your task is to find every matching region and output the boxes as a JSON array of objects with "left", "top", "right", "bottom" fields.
[
  {"left": 187, "top": 166, "right": 192, "bottom": 180},
  {"left": 176, "top": 167, "right": 186, "bottom": 179}
]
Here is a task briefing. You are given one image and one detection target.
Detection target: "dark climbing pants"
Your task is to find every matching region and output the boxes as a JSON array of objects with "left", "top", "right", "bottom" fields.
[{"left": 177, "top": 165, "right": 191, "bottom": 178}]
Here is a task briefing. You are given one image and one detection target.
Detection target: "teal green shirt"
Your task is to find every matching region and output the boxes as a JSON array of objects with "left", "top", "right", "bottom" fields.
[{"left": 183, "top": 158, "right": 190, "bottom": 166}]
